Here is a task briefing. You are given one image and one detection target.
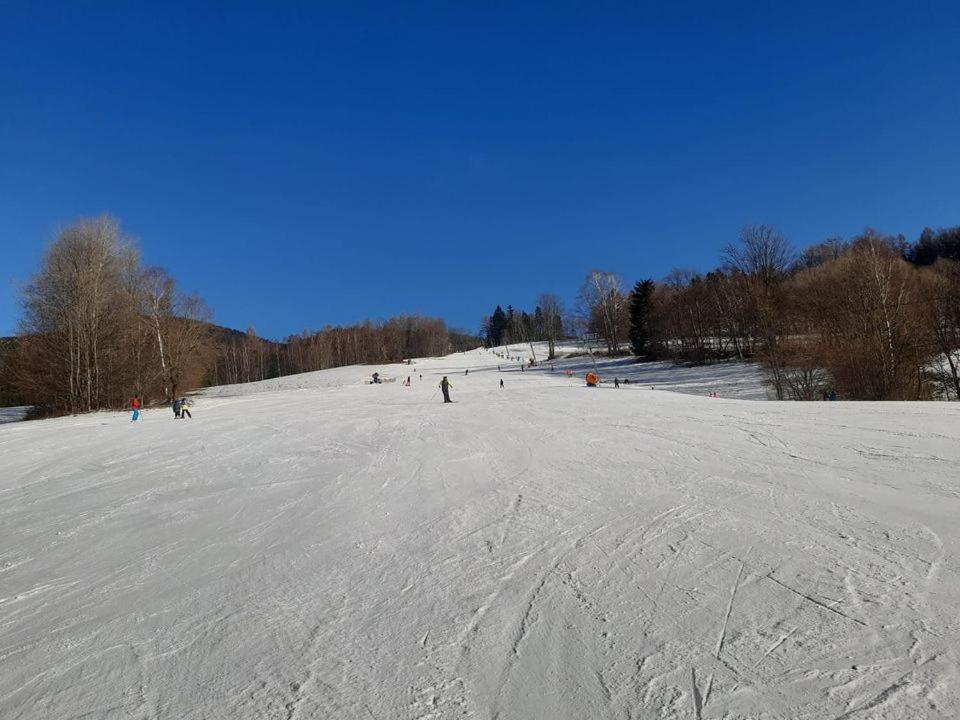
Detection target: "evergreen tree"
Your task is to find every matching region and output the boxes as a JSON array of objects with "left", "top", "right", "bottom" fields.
[
  {"left": 628, "top": 279, "right": 655, "bottom": 356},
  {"left": 489, "top": 305, "right": 508, "bottom": 345}
]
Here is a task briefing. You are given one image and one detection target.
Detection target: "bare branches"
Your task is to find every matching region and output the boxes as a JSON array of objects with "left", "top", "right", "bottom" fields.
[
  {"left": 536, "top": 293, "right": 564, "bottom": 359},
  {"left": 15, "top": 217, "right": 214, "bottom": 412},
  {"left": 578, "top": 270, "right": 629, "bottom": 354},
  {"left": 723, "top": 224, "right": 793, "bottom": 287}
]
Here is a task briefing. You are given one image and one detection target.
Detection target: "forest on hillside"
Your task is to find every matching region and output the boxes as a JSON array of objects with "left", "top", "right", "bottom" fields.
[
  {"left": 481, "top": 225, "right": 960, "bottom": 401},
  {"left": 4, "top": 215, "right": 960, "bottom": 414},
  {"left": 1, "top": 216, "right": 477, "bottom": 416}
]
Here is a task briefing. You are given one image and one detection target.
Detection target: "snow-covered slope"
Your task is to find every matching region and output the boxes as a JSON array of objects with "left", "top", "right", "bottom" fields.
[
  {"left": 493, "top": 341, "right": 769, "bottom": 399},
  {"left": 1, "top": 348, "right": 958, "bottom": 719}
]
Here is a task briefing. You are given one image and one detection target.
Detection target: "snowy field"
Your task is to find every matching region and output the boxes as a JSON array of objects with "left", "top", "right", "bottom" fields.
[
  {"left": 497, "top": 341, "right": 769, "bottom": 400},
  {"left": 1, "top": 347, "right": 958, "bottom": 719}
]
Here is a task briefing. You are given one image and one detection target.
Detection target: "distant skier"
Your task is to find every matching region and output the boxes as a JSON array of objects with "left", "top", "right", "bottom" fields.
[
  {"left": 614, "top": 377, "right": 620, "bottom": 388},
  {"left": 131, "top": 395, "right": 141, "bottom": 422},
  {"left": 465, "top": 368, "right": 469, "bottom": 376},
  {"left": 172, "top": 398, "right": 182, "bottom": 418},
  {"left": 180, "top": 398, "right": 192, "bottom": 419},
  {"left": 419, "top": 373, "right": 422, "bottom": 381},
  {"left": 403, "top": 376, "right": 411, "bottom": 387},
  {"left": 439, "top": 376, "right": 453, "bottom": 403},
  {"left": 500, "top": 379, "right": 504, "bottom": 389}
]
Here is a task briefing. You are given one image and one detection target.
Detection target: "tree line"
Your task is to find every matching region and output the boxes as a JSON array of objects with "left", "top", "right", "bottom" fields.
[
  {"left": 480, "top": 295, "right": 565, "bottom": 360},
  {"left": 208, "top": 317, "right": 477, "bottom": 387},
  {"left": 5, "top": 216, "right": 478, "bottom": 415},
  {"left": 481, "top": 224, "right": 960, "bottom": 401}
]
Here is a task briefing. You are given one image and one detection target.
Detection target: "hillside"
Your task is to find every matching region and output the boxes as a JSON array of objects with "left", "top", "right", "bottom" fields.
[{"left": 0, "top": 347, "right": 957, "bottom": 718}]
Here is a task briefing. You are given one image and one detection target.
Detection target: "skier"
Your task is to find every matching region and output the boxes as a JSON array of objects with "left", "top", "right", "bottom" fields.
[
  {"left": 500, "top": 379, "right": 504, "bottom": 389},
  {"left": 614, "top": 377, "right": 620, "bottom": 388},
  {"left": 465, "top": 368, "right": 469, "bottom": 376},
  {"left": 403, "top": 376, "right": 411, "bottom": 387},
  {"left": 172, "top": 398, "right": 182, "bottom": 419},
  {"left": 180, "top": 398, "right": 192, "bottom": 419},
  {"left": 131, "top": 395, "right": 142, "bottom": 422},
  {"left": 439, "top": 376, "right": 453, "bottom": 403}
]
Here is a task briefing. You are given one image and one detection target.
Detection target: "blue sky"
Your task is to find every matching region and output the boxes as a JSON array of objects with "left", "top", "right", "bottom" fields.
[{"left": 2, "top": 1, "right": 958, "bottom": 339}]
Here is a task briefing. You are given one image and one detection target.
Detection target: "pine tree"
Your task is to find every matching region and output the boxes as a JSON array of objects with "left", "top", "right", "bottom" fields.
[
  {"left": 628, "top": 279, "right": 655, "bottom": 356},
  {"left": 489, "top": 305, "right": 508, "bottom": 345}
]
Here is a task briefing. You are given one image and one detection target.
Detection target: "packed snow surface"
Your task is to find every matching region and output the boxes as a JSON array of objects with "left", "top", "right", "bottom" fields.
[{"left": 1, "top": 348, "right": 958, "bottom": 719}]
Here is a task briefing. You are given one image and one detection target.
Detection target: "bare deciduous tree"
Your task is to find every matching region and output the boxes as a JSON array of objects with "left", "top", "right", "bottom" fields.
[
  {"left": 922, "top": 260, "right": 960, "bottom": 399},
  {"left": 536, "top": 293, "right": 564, "bottom": 359},
  {"left": 723, "top": 224, "right": 793, "bottom": 287},
  {"left": 19, "top": 216, "right": 138, "bottom": 412},
  {"left": 722, "top": 225, "right": 794, "bottom": 398},
  {"left": 578, "top": 270, "right": 628, "bottom": 354}
]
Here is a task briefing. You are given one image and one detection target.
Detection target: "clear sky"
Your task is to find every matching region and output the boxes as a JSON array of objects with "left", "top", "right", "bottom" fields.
[{"left": 2, "top": 1, "right": 958, "bottom": 339}]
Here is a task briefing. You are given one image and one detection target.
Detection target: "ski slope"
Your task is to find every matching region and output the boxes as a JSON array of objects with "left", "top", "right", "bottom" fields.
[
  {"left": 493, "top": 341, "right": 769, "bottom": 400},
  {"left": 1, "top": 348, "right": 958, "bottom": 719}
]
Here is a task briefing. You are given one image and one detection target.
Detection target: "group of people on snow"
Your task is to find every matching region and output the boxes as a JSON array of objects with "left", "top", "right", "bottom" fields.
[
  {"left": 129, "top": 395, "right": 193, "bottom": 422},
  {"left": 173, "top": 398, "right": 192, "bottom": 419}
]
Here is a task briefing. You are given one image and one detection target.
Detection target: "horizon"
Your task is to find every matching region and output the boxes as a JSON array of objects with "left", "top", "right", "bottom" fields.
[{"left": 3, "top": 2, "right": 959, "bottom": 340}]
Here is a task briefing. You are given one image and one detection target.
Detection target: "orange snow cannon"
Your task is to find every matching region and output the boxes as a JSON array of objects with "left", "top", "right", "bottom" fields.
[{"left": 586, "top": 372, "right": 599, "bottom": 387}]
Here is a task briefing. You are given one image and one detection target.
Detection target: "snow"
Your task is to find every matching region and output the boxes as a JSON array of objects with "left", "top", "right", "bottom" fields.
[
  {"left": 1, "top": 347, "right": 958, "bottom": 719},
  {"left": 496, "top": 341, "right": 769, "bottom": 400}
]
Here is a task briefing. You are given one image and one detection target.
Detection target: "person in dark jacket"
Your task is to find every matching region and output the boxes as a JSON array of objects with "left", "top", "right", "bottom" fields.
[
  {"left": 439, "top": 376, "right": 453, "bottom": 403},
  {"left": 173, "top": 398, "right": 182, "bottom": 418}
]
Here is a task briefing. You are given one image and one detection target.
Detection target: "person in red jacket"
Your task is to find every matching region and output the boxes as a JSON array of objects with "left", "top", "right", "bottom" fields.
[{"left": 131, "top": 395, "right": 142, "bottom": 422}]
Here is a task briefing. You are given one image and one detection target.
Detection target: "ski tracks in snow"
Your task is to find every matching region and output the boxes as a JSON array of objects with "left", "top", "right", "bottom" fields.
[{"left": 3, "top": 348, "right": 960, "bottom": 718}]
